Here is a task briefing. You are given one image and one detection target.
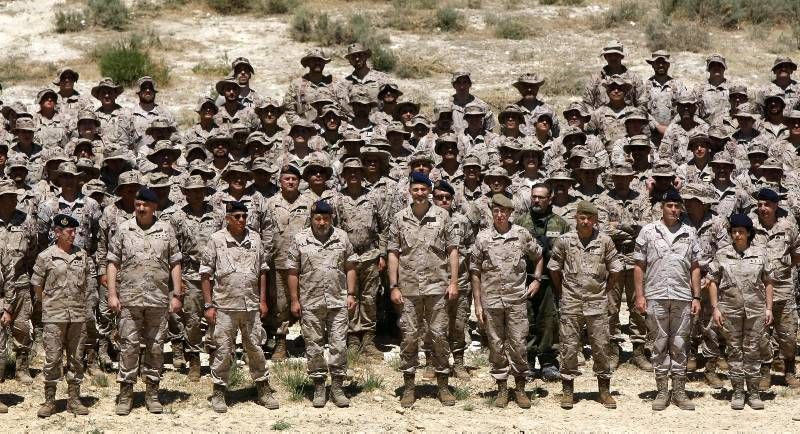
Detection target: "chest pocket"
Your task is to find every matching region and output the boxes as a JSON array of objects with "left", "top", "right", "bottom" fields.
[
  {"left": 4, "top": 227, "right": 28, "bottom": 258},
  {"left": 217, "top": 242, "right": 257, "bottom": 278},
  {"left": 130, "top": 230, "right": 169, "bottom": 268},
  {"left": 487, "top": 240, "right": 522, "bottom": 271},
  {"left": 300, "top": 242, "right": 344, "bottom": 272}
]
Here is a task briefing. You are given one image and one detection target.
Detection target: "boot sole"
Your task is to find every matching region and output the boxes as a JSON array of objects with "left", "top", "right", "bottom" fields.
[
  {"left": 560, "top": 403, "right": 573, "bottom": 409},
  {"left": 213, "top": 408, "right": 228, "bottom": 413},
  {"left": 731, "top": 404, "right": 744, "bottom": 410}
]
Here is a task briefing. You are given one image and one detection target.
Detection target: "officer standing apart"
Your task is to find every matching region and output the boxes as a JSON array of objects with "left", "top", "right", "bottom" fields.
[
  {"left": 470, "top": 194, "right": 543, "bottom": 409},
  {"left": 107, "top": 187, "right": 183, "bottom": 416},
  {"left": 287, "top": 200, "right": 358, "bottom": 408},
  {"left": 549, "top": 201, "right": 623, "bottom": 410},
  {"left": 201, "top": 201, "right": 277, "bottom": 413},
  {"left": 388, "top": 171, "right": 459, "bottom": 408},
  {"left": 634, "top": 190, "right": 702, "bottom": 411},
  {"left": 32, "top": 215, "right": 91, "bottom": 418}
]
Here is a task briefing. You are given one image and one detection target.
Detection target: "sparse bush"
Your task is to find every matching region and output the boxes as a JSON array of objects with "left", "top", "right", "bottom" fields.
[
  {"left": 54, "top": 10, "right": 85, "bottom": 33},
  {"left": 540, "top": 0, "right": 585, "bottom": 4},
  {"left": 192, "top": 57, "right": 231, "bottom": 77},
  {"left": 273, "top": 359, "right": 310, "bottom": 401},
  {"left": 272, "top": 420, "right": 292, "bottom": 431},
  {"left": 91, "top": 373, "right": 109, "bottom": 387},
  {"left": 494, "top": 19, "right": 530, "bottom": 39},
  {"left": 355, "top": 370, "right": 384, "bottom": 392},
  {"left": 205, "top": 0, "right": 255, "bottom": 14},
  {"left": 645, "top": 16, "right": 710, "bottom": 52},
  {"left": 453, "top": 385, "right": 471, "bottom": 400},
  {"left": 0, "top": 57, "right": 59, "bottom": 84},
  {"left": 467, "top": 0, "right": 482, "bottom": 9},
  {"left": 259, "top": 0, "right": 300, "bottom": 14},
  {"left": 290, "top": 8, "right": 315, "bottom": 41},
  {"left": 392, "top": 0, "right": 438, "bottom": 9},
  {"left": 594, "top": 0, "right": 645, "bottom": 28},
  {"left": 394, "top": 52, "right": 448, "bottom": 78},
  {"left": 87, "top": 0, "right": 130, "bottom": 30},
  {"left": 371, "top": 44, "right": 397, "bottom": 72},
  {"left": 463, "top": 402, "right": 474, "bottom": 411},
  {"left": 93, "top": 36, "right": 170, "bottom": 87},
  {"left": 660, "top": 0, "right": 800, "bottom": 28},
  {"left": 436, "top": 6, "right": 465, "bottom": 31}
]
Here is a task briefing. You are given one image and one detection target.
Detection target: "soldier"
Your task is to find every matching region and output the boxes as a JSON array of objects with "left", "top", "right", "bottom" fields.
[
  {"left": 183, "top": 96, "right": 221, "bottom": 147},
  {"left": 677, "top": 132, "right": 714, "bottom": 183},
  {"left": 263, "top": 165, "right": 312, "bottom": 360},
  {"left": 253, "top": 97, "right": 286, "bottom": 144},
  {"left": 0, "top": 179, "right": 37, "bottom": 385},
  {"left": 710, "top": 152, "right": 748, "bottom": 218},
  {"left": 132, "top": 76, "right": 176, "bottom": 148},
  {"left": 469, "top": 193, "right": 542, "bottom": 408},
  {"left": 388, "top": 171, "right": 459, "bottom": 408},
  {"left": 231, "top": 57, "right": 259, "bottom": 107},
  {"left": 283, "top": 48, "right": 348, "bottom": 125},
  {"left": 32, "top": 88, "right": 70, "bottom": 149},
  {"left": 760, "top": 90, "right": 789, "bottom": 141},
  {"left": 52, "top": 67, "right": 94, "bottom": 118},
  {"left": 588, "top": 75, "right": 636, "bottom": 149},
  {"left": 749, "top": 188, "right": 800, "bottom": 390},
  {"left": 429, "top": 133, "right": 463, "bottom": 189},
  {"left": 511, "top": 73, "right": 560, "bottom": 138},
  {"left": 91, "top": 78, "right": 137, "bottom": 152},
  {"left": 459, "top": 103, "right": 500, "bottom": 167},
  {"left": 450, "top": 71, "right": 495, "bottom": 133},
  {"left": 7, "top": 117, "right": 45, "bottom": 185},
  {"left": 288, "top": 200, "right": 357, "bottom": 408},
  {"left": 214, "top": 78, "right": 259, "bottom": 133},
  {"left": 634, "top": 189, "right": 702, "bottom": 411},
  {"left": 644, "top": 51, "right": 687, "bottom": 139},
  {"left": 32, "top": 214, "right": 91, "bottom": 418},
  {"left": 106, "top": 187, "right": 183, "bottom": 415},
  {"left": 583, "top": 40, "right": 646, "bottom": 109},
  {"left": 694, "top": 54, "right": 730, "bottom": 123},
  {"left": 550, "top": 201, "right": 623, "bottom": 409},
  {"left": 201, "top": 201, "right": 277, "bottom": 413},
  {"left": 757, "top": 56, "right": 799, "bottom": 114},
  {"left": 708, "top": 213, "right": 773, "bottom": 410},
  {"left": 343, "top": 42, "right": 390, "bottom": 105}
]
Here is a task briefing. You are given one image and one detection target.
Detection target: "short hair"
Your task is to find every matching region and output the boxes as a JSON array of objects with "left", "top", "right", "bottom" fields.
[{"left": 531, "top": 182, "right": 552, "bottom": 196}]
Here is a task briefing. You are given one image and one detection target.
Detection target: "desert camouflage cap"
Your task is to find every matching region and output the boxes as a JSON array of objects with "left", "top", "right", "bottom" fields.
[
  {"left": 451, "top": 70, "right": 471, "bottom": 83},
  {"left": 339, "top": 129, "right": 365, "bottom": 144},
  {"left": 195, "top": 96, "right": 219, "bottom": 113},
  {"left": 710, "top": 151, "right": 736, "bottom": 166},
  {"left": 52, "top": 67, "right": 79, "bottom": 86},
  {"left": 601, "top": 40, "right": 624, "bottom": 57},
  {"left": 349, "top": 90, "right": 375, "bottom": 105},
  {"left": 341, "top": 157, "right": 365, "bottom": 171},
  {"left": 77, "top": 157, "right": 100, "bottom": 175},
  {"left": 76, "top": 109, "right": 100, "bottom": 125},
  {"left": 13, "top": 117, "right": 35, "bottom": 132},
  {"left": 490, "top": 193, "right": 514, "bottom": 209},
  {"left": 463, "top": 101, "right": 486, "bottom": 116},
  {"left": 45, "top": 150, "right": 70, "bottom": 165},
  {"left": 6, "top": 155, "right": 28, "bottom": 171},
  {"left": 0, "top": 179, "right": 15, "bottom": 196},
  {"left": 182, "top": 174, "right": 207, "bottom": 190},
  {"left": 318, "top": 104, "right": 344, "bottom": 119},
  {"left": 733, "top": 102, "right": 760, "bottom": 119},
  {"left": 461, "top": 154, "right": 483, "bottom": 168},
  {"left": 386, "top": 120, "right": 410, "bottom": 136},
  {"left": 91, "top": 77, "right": 123, "bottom": 99},
  {"left": 396, "top": 97, "right": 421, "bottom": 114},
  {"left": 562, "top": 101, "right": 591, "bottom": 118},
  {"left": 728, "top": 82, "right": 748, "bottom": 95},
  {"left": 232, "top": 56, "right": 255, "bottom": 73},
  {"left": 499, "top": 136, "right": 525, "bottom": 152},
  {"left": 345, "top": 42, "right": 370, "bottom": 58},
  {"left": 483, "top": 166, "right": 512, "bottom": 184},
  {"left": 576, "top": 156, "right": 602, "bottom": 171},
  {"left": 300, "top": 48, "right": 331, "bottom": 67},
  {"left": 519, "top": 137, "right": 544, "bottom": 157},
  {"left": 673, "top": 89, "right": 699, "bottom": 105},
  {"left": 706, "top": 53, "right": 727, "bottom": 69},
  {"left": 116, "top": 170, "right": 143, "bottom": 190},
  {"left": 687, "top": 131, "right": 710, "bottom": 148},
  {"left": 548, "top": 168, "right": 574, "bottom": 182},
  {"left": 409, "top": 114, "right": 430, "bottom": 128},
  {"left": 215, "top": 77, "right": 239, "bottom": 95},
  {"left": 708, "top": 124, "right": 730, "bottom": 139},
  {"left": 222, "top": 161, "right": 253, "bottom": 180},
  {"left": 498, "top": 104, "right": 525, "bottom": 123},
  {"left": 136, "top": 76, "right": 158, "bottom": 92},
  {"left": 378, "top": 82, "right": 402, "bottom": 97},
  {"left": 645, "top": 50, "right": 670, "bottom": 64},
  {"left": 147, "top": 171, "right": 173, "bottom": 188},
  {"left": 609, "top": 162, "right": 635, "bottom": 176},
  {"left": 561, "top": 125, "right": 587, "bottom": 141},
  {"left": 762, "top": 88, "right": 786, "bottom": 105},
  {"left": 253, "top": 96, "right": 283, "bottom": 112},
  {"left": 145, "top": 118, "right": 176, "bottom": 135},
  {"left": 576, "top": 200, "right": 598, "bottom": 216},
  {"left": 760, "top": 157, "right": 783, "bottom": 171},
  {"left": 624, "top": 108, "right": 648, "bottom": 122},
  {"left": 681, "top": 182, "right": 717, "bottom": 205},
  {"left": 303, "top": 151, "right": 333, "bottom": 175},
  {"left": 187, "top": 159, "right": 214, "bottom": 176},
  {"left": 407, "top": 148, "right": 435, "bottom": 165},
  {"left": 747, "top": 143, "right": 769, "bottom": 156},
  {"left": 433, "top": 100, "right": 454, "bottom": 118},
  {"left": 57, "top": 161, "right": 81, "bottom": 177},
  {"left": 35, "top": 88, "right": 57, "bottom": 104},
  {"left": 359, "top": 145, "right": 391, "bottom": 161},
  {"left": 651, "top": 160, "right": 676, "bottom": 178},
  {"left": 147, "top": 140, "right": 181, "bottom": 162},
  {"left": 513, "top": 72, "right": 545, "bottom": 87},
  {"left": 82, "top": 178, "right": 106, "bottom": 196},
  {"left": 785, "top": 109, "right": 800, "bottom": 120},
  {"left": 2, "top": 101, "right": 29, "bottom": 118},
  {"left": 289, "top": 118, "right": 317, "bottom": 134},
  {"left": 602, "top": 74, "right": 632, "bottom": 89},
  {"left": 250, "top": 157, "right": 280, "bottom": 175},
  {"left": 568, "top": 144, "right": 589, "bottom": 160},
  {"left": 772, "top": 56, "right": 797, "bottom": 71}
]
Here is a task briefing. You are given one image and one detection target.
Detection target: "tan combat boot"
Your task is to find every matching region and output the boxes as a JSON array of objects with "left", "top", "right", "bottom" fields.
[
  {"left": 15, "top": 351, "right": 33, "bottom": 385},
  {"left": 312, "top": 377, "right": 327, "bottom": 408},
  {"left": 37, "top": 384, "right": 57, "bottom": 418},
  {"left": 145, "top": 381, "right": 163, "bottom": 413},
  {"left": 560, "top": 379, "right": 574, "bottom": 409},
  {"left": 85, "top": 348, "right": 101, "bottom": 377},
  {"left": 686, "top": 354, "right": 697, "bottom": 372},
  {"left": 400, "top": 374, "right": 415, "bottom": 408},
  {"left": 187, "top": 353, "right": 201, "bottom": 382},
  {"left": 784, "top": 358, "right": 800, "bottom": 389},
  {"left": 746, "top": 377, "right": 764, "bottom": 410},
  {"left": 256, "top": 380, "right": 279, "bottom": 409},
  {"left": 422, "top": 352, "right": 435, "bottom": 380},
  {"left": 716, "top": 356, "right": 730, "bottom": 371},
  {"left": 494, "top": 379, "right": 508, "bottom": 408},
  {"left": 704, "top": 358, "right": 723, "bottom": 389},
  {"left": 758, "top": 363, "right": 771, "bottom": 391},
  {"left": 514, "top": 377, "right": 531, "bottom": 409},
  {"left": 0, "top": 354, "right": 6, "bottom": 382},
  {"left": 0, "top": 399, "right": 7, "bottom": 413},
  {"left": 631, "top": 343, "right": 653, "bottom": 372},
  {"left": 98, "top": 339, "right": 113, "bottom": 370},
  {"left": 271, "top": 336, "right": 288, "bottom": 361},
  {"left": 211, "top": 384, "right": 227, "bottom": 413},
  {"left": 670, "top": 376, "right": 694, "bottom": 410},
  {"left": 330, "top": 376, "right": 350, "bottom": 408},
  {"left": 598, "top": 378, "right": 616, "bottom": 409},
  {"left": 346, "top": 333, "right": 361, "bottom": 353},
  {"left": 361, "top": 331, "right": 383, "bottom": 359},
  {"left": 437, "top": 374, "right": 455, "bottom": 406},
  {"left": 172, "top": 340, "right": 186, "bottom": 369},
  {"left": 452, "top": 353, "right": 470, "bottom": 380},
  {"left": 115, "top": 383, "right": 134, "bottom": 415},
  {"left": 730, "top": 377, "right": 745, "bottom": 410},
  {"left": 67, "top": 384, "right": 89, "bottom": 415},
  {"left": 651, "top": 375, "right": 669, "bottom": 411}
]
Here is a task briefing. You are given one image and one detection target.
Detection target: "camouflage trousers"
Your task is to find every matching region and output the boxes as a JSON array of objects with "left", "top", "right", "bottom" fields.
[
  {"left": 424, "top": 285, "right": 471, "bottom": 356},
  {"left": 167, "top": 280, "right": 205, "bottom": 354},
  {"left": 302, "top": 305, "right": 348, "bottom": 379},
  {"left": 713, "top": 312, "right": 767, "bottom": 379},
  {"left": 560, "top": 313, "right": 612, "bottom": 380},
  {"left": 117, "top": 306, "right": 168, "bottom": 384},
  {"left": 485, "top": 302, "right": 530, "bottom": 381},
  {"left": 210, "top": 310, "right": 268, "bottom": 387},
  {"left": 645, "top": 299, "right": 692, "bottom": 377},
  {"left": 0, "top": 287, "right": 33, "bottom": 354},
  {"left": 608, "top": 268, "right": 647, "bottom": 344},
  {"left": 43, "top": 322, "right": 86, "bottom": 385},
  {"left": 264, "top": 269, "right": 292, "bottom": 337},
  {"left": 526, "top": 281, "right": 559, "bottom": 367},
  {"left": 399, "top": 294, "right": 450, "bottom": 375},
  {"left": 760, "top": 300, "right": 798, "bottom": 363},
  {"left": 348, "top": 258, "right": 381, "bottom": 334},
  {"left": 96, "top": 282, "right": 116, "bottom": 338},
  {"left": 693, "top": 286, "right": 722, "bottom": 358}
]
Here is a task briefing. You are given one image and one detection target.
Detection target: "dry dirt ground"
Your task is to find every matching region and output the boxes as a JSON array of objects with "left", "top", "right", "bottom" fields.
[{"left": 1, "top": 0, "right": 800, "bottom": 431}]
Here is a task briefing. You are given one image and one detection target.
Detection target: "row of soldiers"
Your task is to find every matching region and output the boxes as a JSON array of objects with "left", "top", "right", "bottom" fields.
[{"left": 0, "top": 39, "right": 799, "bottom": 415}]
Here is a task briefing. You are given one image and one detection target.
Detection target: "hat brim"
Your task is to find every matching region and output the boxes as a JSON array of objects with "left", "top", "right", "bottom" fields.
[
  {"left": 37, "top": 90, "right": 58, "bottom": 103},
  {"left": 772, "top": 61, "right": 797, "bottom": 72},
  {"left": 610, "top": 170, "right": 635, "bottom": 176},
  {"left": 215, "top": 81, "right": 238, "bottom": 95},
  {"left": 146, "top": 149, "right": 181, "bottom": 162},
  {"left": 300, "top": 56, "right": 331, "bottom": 67},
  {"left": 602, "top": 49, "right": 625, "bottom": 57},
  {"left": 53, "top": 69, "right": 79, "bottom": 86},
  {"left": 345, "top": 49, "right": 371, "bottom": 59},
  {"left": 91, "top": 85, "right": 123, "bottom": 99},
  {"left": 302, "top": 165, "right": 333, "bottom": 179},
  {"left": 645, "top": 56, "right": 670, "bottom": 64},
  {"left": 512, "top": 79, "right": 544, "bottom": 88},
  {"left": 483, "top": 174, "right": 512, "bottom": 184}
]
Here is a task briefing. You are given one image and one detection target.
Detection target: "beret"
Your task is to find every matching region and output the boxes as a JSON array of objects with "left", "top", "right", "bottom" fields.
[
  {"left": 409, "top": 171, "right": 432, "bottom": 187},
  {"left": 575, "top": 200, "right": 598, "bottom": 216},
  {"left": 756, "top": 188, "right": 780, "bottom": 203},
  {"left": 136, "top": 187, "right": 158, "bottom": 203},
  {"left": 226, "top": 201, "right": 248, "bottom": 214},
  {"left": 490, "top": 193, "right": 514, "bottom": 209},
  {"left": 729, "top": 213, "right": 753, "bottom": 231},
  {"left": 433, "top": 180, "right": 455, "bottom": 196},
  {"left": 311, "top": 200, "right": 333, "bottom": 215},
  {"left": 53, "top": 213, "right": 79, "bottom": 228}
]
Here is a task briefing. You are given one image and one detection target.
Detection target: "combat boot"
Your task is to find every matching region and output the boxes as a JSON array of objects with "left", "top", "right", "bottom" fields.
[
  {"left": 452, "top": 353, "right": 470, "bottom": 380},
  {"left": 598, "top": 378, "right": 616, "bottom": 409},
  {"left": 145, "top": 381, "right": 163, "bottom": 414},
  {"left": 256, "top": 380, "right": 279, "bottom": 409},
  {"left": 37, "top": 384, "right": 57, "bottom": 418},
  {"left": 115, "top": 383, "right": 134, "bottom": 415},
  {"left": 15, "top": 350, "right": 33, "bottom": 385},
  {"left": 346, "top": 333, "right": 361, "bottom": 353},
  {"left": 651, "top": 375, "right": 669, "bottom": 411},
  {"left": 0, "top": 400, "right": 7, "bottom": 413},
  {"left": 0, "top": 354, "right": 6, "bottom": 381},
  {"left": 607, "top": 343, "right": 620, "bottom": 370},
  {"left": 400, "top": 374, "right": 415, "bottom": 408},
  {"left": 187, "top": 353, "right": 201, "bottom": 382},
  {"left": 686, "top": 353, "right": 697, "bottom": 372},
  {"left": 361, "top": 331, "right": 383, "bottom": 359},
  {"left": 670, "top": 376, "right": 694, "bottom": 410},
  {"left": 67, "top": 384, "right": 89, "bottom": 415},
  {"left": 758, "top": 363, "right": 771, "bottom": 391},
  {"left": 514, "top": 377, "right": 531, "bottom": 409},
  {"left": 211, "top": 384, "right": 227, "bottom": 413},
  {"left": 730, "top": 377, "right": 745, "bottom": 410},
  {"left": 85, "top": 348, "right": 101, "bottom": 377},
  {"left": 437, "top": 374, "right": 455, "bottom": 406},
  {"left": 172, "top": 340, "right": 186, "bottom": 369},
  {"left": 784, "top": 357, "right": 800, "bottom": 389},
  {"left": 631, "top": 343, "right": 653, "bottom": 372},
  {"left": 330, "top": 376, "right": 350, "bottom": 408},
  {"left": 98, "top": 339, "right": 112, "bottom": 370},
  {"left": 746, "top": 377, "right": 764, "bottom": 410},
  {"left": 772, "top": 357, "right": 785, "bottom": 372},
  {"left": 494, "top": 379, "right": 508, "bottom": 408},
  {"left": 704, "top": 358, "right": 723, "bottom": 389},
  {"left": 717, "top": 356, "right": 730, "bottom": 371},
  {"left": 560, "top": 379, "right": 574, "bottom": 409},
  {"left": 271, "top": 336, "right": 288, "bottom": 361},
  {"left": 312, "top": 377, "right": 327, "bottom": 408}
]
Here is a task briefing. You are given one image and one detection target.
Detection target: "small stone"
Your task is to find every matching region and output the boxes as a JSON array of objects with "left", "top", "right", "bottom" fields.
[
  {"left": 373, "top": 395, "right": 384, "bottom": 402},
  {"left": 396, "top": 407, "right": 405, "bottom": 415}
]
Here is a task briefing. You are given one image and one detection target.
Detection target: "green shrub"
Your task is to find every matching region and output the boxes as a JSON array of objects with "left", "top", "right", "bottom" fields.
[
  {"left": 355, "top": 370, "right": 384, "bottom": 392},
  {"left": 272, "top": 420, "right": 292, "bottom": 431},
  {"left": 436, "top": 6, "right": 465, "bottom": 31},
  {"left": 467, "top": 0, "right": 482, "bottom": 8},
  {"left": 0, "top": 56, "right": 59, "bottom": 83},
  {"left": 392, "top": 0, "right": 438, "bottom": 9},
  {"left": 273, "top": 359, "right": 310, "bottom": 401},
  {"left": 87, "top": 0, "right": 130, "bottom": 30},
  {"left": 540, "top": 0, "right": 584, "bottom": 4},
  {"left": 54, "top": 10, "right": 85, "bottom": 33},
  {"left": 394, "top": 53, "right": 447, "bottom": 78},
  {"left": 260, "top": 0, "right": 300, "bottom": 14},
  {"left": 289, "top": 8, "right": 315, "bottom": 41},
  {"left": 205, "top": 0, "right": 255, "bottom": 14},
  {"left": 594, "top": 0, "right": 645, "bottom": 28},
  {"left": 370, "top": 44, "right": 397, "bottom": 72},
  {"left": 494, "top": 19, "right": 530, "bottom": 39},
  {"left": 93, "top": 36, "right": 170, "bottom": 87},
  {"left": 645, "top": 16, "right": 710, "bottom": 52},
  {"left": 660, "top": 0, "right": 800, "bottom": 28}
]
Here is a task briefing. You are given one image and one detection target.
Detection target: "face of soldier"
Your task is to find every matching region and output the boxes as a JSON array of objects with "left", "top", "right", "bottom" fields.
[
  {"left": 729, "top": 93, "right": 747, "bottom": 108},
  {"left": 280, "top": 174, "right": 300, "bottom": 193},
  {"left": 485, "top": 177, "right": 508, "bottom": 194},
  {"left": 436, "top": 114, "right": 453, "bottom": 131},
  {"left": 439, "top": 144, "right": 458, "bottom": 162},
  {"left": 226, "top": 211, "right": 247, "bottom": 234},
  {"left": 762, "top": 168, "right": 782, "bottom": 183},
  {"left": 612, "top": 175, "right": 633, "bottom": 192},
  {"left": 748, "top": 155, "right": 765, "bottom": 171},
  {"left": 535, "top": 118, "right": 551, "bottom": 136},
  {"left": 575, "top": 170, "right": 598, "bottom": 187},
  {"left": 712, "top": 164, "right": 733, "bottom": 183},
  {"left": 411, "top": 161, "right": 431, "bottom": 175},
  {"left": 788, "top": 118, "right": 800, "bottom": 138},
  {"left": 464, "top": 115, "right": 483, "bottom": 132},
  {"left": 521, "top": 153, "right": 540, "bottom": 173},
  {"left": 59, "top": 174, "right": 78, "bottom": 195},
  {"left": 756, "top": 199, "right": 777, "bottom": 223},
  {"left": 235, "top": 66, "right": 252, "bottom": 85},
  {"left": 40, "top": 94, "right": 57, "bottom": 113},
  {"left": 575, "top": 212, "right": 596, "bottom": 234},
  {"left": 55, "top": 227, "right": 76, "bottom": 246},
  {"left": 10, "top": 168, "right": 27, "bottom": 185},
  {"left": 184, "top": 188, "right": 205, "bottom": 207},
  {"left": 362, "top": 156, "right": 381, "bottom": 176},
  {"left": 211, "top": 142, "right": 228, "bottom": 158},
  {"left": 223, "top": 85, "right": 239, "bottom": 102},
  {"left": 323, "top": 113, "right": 340, "bottom": 131},
  {"left": 690, "top": 143, "right": 709, "bottom": 160},
  {"left": 386, "top": 131, "right": 404, "bottom": 146},
  {"left": 684, "top": 198, "right": 705, "bottom": 217},
  {"left": 503, "top": 115, "right": 520, "bottom": 131},
  {"left": 765, "top": 98, "right": 785, "bottom": 116},
  {"left": 311, "top": 212, "right": 332, "bottom": 236},
  {"left": 452, "top": 77, "right": 471, "bottom": 95},
  {"left": 117, "top": 184, "right": 139, "bottom": 202},
  {"left": 773, "top": 64, "right": 792, "bottom": 80},
  {"left": 0, "top": 151, "right": 6, "bottom": 168},
  {"left": 492, "top": 205, "right": 512, "bottom": 227},
  {"left": 707, "top": 63, "right": 725, "bottom": 80},
  {"left": 348, "top": 52, "right": 368, "bottom": 70},
  {"left": 59, "top": 73, "right": 76, "bottom": 93},
  {"left": 227, "top": 173, "right": 248, "bottom": 191},
  {"left": 135, "top": 200, "right": 156, "bottom": 223},
  {"left": 409, "top": 183, "right": 431, "bottom": 204},
  {"left": 258, "top": 108, "right": 279, "bottom": 126},
  {"left": 75, "top": 144, "right": 93, "bottom": 160},
  {"left": 463, "top": 165, "right": 481, "bottom": 182},
  {"left": 432, "top": 189, "right": 452, "bottom": 211},
  {"left": 200, "top": 104, "right": 217, "bottom": 122},
  {"left": 0, "top": 193, "right": 17, "bottom": 213},
  {"left": 603, "top": 53, "right": 623, "bottom": 67},
  {"left": 291, "top": 129, "right": 310, "bottom": 146},
  {"left": 530, "top": 187, "right": 551, "bottom": 212},
  {"left": 606, "top": 85, "right": 626, "bottom": 103},
  {"left": 729, "top": 227, "right": 750, "bottom": 250},
  {"left": 399, "top": 108, "right": 416, "bottom": 124},
  {"left": 651, "top": 58, "right": 670, "bottom": 75},
  {"left": 138, "top": 85, "right": 156, "bottom": 104},
  {"left": 381, "top": 90, "right": 398, "bottom": 105},
  {"left": 342, "top": 168, "right": 362, "bottom": 188},
  {"left": 16, "top": 130, "right": 34, "bottom": 146},
  {"left": 550, "top": 181, "right": 570, "bottom": 199},
  {"left": 305, "top": 167, "right": 329, "bottom": 189},
  {"left": 661, "top": 201, "right": 682, "bottom": 224},
  {"left": 154, "top": 152, "right": 175, "bottom": 170},
  {"left": 517, "top": 83, "right": 540, "bottom": 100},
  {"left": 412, "top": 124, "right": 429, "bottom": 138},
  {"left": 247, "top": 144, "right": 265, "bottom": 159},
  {"left": 99, "top": 88, "right": 116, "bottom": 107},
  {"left": 676, "top": 103, "right": 696, "bottom": 120},
  {"left": 78, "top": 121, "right": 98, "bottom": 139},
  {"left": 564, "top": 111, "right": 585, "bottom": 128},
  {"left": 625, "top": 119, "right": 645, "bottom": 135},
  {"left": 306, "top": 58, "right": 326, "bottom": 74}
]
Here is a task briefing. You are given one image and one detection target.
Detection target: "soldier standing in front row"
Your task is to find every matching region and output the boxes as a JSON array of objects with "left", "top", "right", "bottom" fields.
[
  {"left": 470, "top": 194, "right": 542, "bottom": 409},
  {"left": 288, "top": 200, "right": 358, "bottom": 408},
  {"left": 550, "top": 201, "right": 623, "bottom": 410},
  {"left": 201, "top": 201, "right": 277, "bottom": 413},
  {"left": 32, "top": 215, "right": 91, "bottom": 418}
]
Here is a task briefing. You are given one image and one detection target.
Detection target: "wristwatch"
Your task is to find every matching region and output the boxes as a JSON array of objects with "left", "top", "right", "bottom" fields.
[
  {"left": 390, "top": 284, "right": 400, "bottom": 289},
  {"left": 204, "top": 303, "right": 214, "bottom": 310},
  {"left": 531, "top": 275, "right": 542, "bottom": 282}
]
